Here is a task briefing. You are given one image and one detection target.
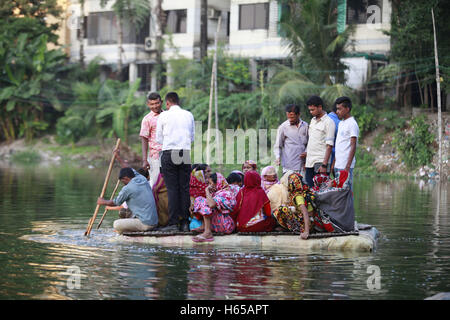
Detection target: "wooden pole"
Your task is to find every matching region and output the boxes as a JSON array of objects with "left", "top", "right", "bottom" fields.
[
  {"left": 432, "top": 8, "right": 443, "bottom": 178},
  {"left": 96, "top": 179, "right": 121, "bottom": 229},
  {"left": 84, "top": 138, "right": 121, "bottom": 237},
  {"left": 206, "top": 64, "right": 214, "bottom": 165},
  {"left": 206, "top": 14, "right": 222, "bottom": 165},
  {"left": 214, "top": 15, "right": 222, "bottom": 168}
]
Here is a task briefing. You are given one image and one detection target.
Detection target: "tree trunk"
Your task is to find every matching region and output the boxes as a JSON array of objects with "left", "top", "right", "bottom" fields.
[
  {"left": 117, "top": 18, "right": 123, "bottom": 78},
  {"left": 395, "top": 70, "right": 401, "bottom": 108},
  {"left": 416, "top": 71, "right": 424, "bottom": 105},
  {"left": 401, "top": 74, "right": 410, "bottom": 109},
  {"left": 424, "top": 82, "right": 429, "bottom": 106},
  {"left": 79, "top": 0, "right": 85, "bottom": 68},
  {"left": 154, "top": 0, "right": 165, "bottom": 89},
  {"left": 428, "top": 84, "right": 434, "bottom": 111},
  {"left": 200, "top": 0, "right": 208, "bottom": 60}
]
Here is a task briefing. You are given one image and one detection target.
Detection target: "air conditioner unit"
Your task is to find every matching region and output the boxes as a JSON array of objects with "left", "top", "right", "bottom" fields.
[
  {"left": 144, "top": 37, "right": 156, "bottom": 51},
  {"left": 207, "top": 8, "right": 220, "bottom": 19}
]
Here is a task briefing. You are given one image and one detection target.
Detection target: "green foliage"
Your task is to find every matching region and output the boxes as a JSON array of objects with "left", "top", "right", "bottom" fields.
[
  {"left": 0, "top": 20, "right": 70, "bottom": 142},
  {"left": 279, "top": 0, "right": 355, "bottom": 85},
  {"left": 387, "top": 0, "right": 450, "bottom": 100},
  {"left": 218, "top": 57, "right": 251, "bottom": 88},
  {"left": 56, "top": 78, "right": 146, "bottom": 145},
  {"left": 352, "top": 105, "right": 377, "bottom": 139},
  {"left": 320, "top": 84, "right": 359, "bottom": 108},
  {"left": 372, "top": 133, "right": 384, "bottom": 150},
  {"left": 380, "top": 110, "right": 407, "bottom": 132},
  {"left": 11, "top": 150, "right": 41, "bottom": 164},
  {"left": 392, "top": 115, "right": 435, "bottom": 169},
  {"left": 0, "top": 1, "right": 62, "bottom": 43},
  {"left": 354, "top": 148, "right": 376, "bottom": 174},
  {"left": 266, "top": 66, "right": 318, "bottom": 106}
]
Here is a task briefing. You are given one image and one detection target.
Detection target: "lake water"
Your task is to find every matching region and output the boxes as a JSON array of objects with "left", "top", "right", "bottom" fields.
[{"left": 0, "top": 164, "right": 449, "bottom": 300}]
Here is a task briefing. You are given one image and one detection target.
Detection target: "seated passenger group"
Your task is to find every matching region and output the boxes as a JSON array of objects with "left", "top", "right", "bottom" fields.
[
  {"left": 96, "top": 94, "right": 357, "bottom": 242},
  {"left": 189, "top": 160, "right": 355, "bottom": 242}
]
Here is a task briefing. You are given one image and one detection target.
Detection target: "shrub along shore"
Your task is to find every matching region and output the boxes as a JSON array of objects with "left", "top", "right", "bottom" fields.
[{"left": 1, "top": 109, "right": 448, "bottom": 181}]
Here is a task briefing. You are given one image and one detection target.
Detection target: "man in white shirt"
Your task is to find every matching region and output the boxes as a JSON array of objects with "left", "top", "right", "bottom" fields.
[
  {"left": 304, "top": 95, "right": 336, "bottom": 187},
  {"left": 156, "top": 92, "right": 195, "bottom": 232},
  {"left": 333, "top": 96, "right": 359, "bottom": 190}
]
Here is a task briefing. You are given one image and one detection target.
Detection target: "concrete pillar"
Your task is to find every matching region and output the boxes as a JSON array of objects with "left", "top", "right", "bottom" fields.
[
  {"left": 249, "top": 58, "right": 257, "bottom": 91},
  {"left": 166, "top": 62, "right": 174, "bottom": 88},
  {"left": 151, "top": 67, "right": 158, "bottom": 92},
  {"left": 129, "top": 62, "right": 138, "bottom": 83}
]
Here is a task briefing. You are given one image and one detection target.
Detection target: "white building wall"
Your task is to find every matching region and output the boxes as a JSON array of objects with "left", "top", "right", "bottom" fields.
[
  {"left": 227, "top": 0, "right": 289, "bottom": 59},
  {"left": 161, "top": 0, "right": 230, "bottom": 60},
  {"left": 349, "top": 0, "right": 391, "bottom": 54},
  {"left": 68, "top": 0, "right": 148, "bottom": 66},
  {"left": 342, "top": 57, "right": 369, "bottom": 90},
  {"left": 66, "top": 0, "right": 393, "bottom": 89}
]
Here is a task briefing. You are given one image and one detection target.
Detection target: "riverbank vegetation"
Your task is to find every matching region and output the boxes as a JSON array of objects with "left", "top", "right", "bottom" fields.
[{"left": 0, "top": 0, "right": 448, "bottom": 178}]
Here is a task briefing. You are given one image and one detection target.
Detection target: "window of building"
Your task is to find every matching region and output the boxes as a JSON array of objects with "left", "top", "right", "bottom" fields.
[
  {"left": 347, "top": 0, "right": 383, "bottom": 25},
  {"left": 87, "top": 11, "right": 149, "bottom": 45},
  {"left": 164, "top": 10, "right": 187, "bottom": 34},
  {"left": 239, "top": 3, "right": 269, "bottom": 30},
  {"left": 137, "top": 64, "right": 152, "bottom": 92}
]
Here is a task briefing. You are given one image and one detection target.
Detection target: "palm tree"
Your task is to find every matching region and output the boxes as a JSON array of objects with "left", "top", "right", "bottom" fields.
[
  {"left": 279, "top": 0, "right": 354, "bottom": 85},
  {"left": 101, "top": 0, "right": 150, "bottom": 77}
]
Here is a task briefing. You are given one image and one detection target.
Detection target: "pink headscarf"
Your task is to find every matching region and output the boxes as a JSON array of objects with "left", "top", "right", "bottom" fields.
[{"left": 260, "top": 166, "right": 279, "bottom": 193}]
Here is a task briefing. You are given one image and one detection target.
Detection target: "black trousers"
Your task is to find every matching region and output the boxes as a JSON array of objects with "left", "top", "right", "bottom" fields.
[
  {"left": 160, "top": 149, "right": 191, "bottom": 226},
  {"left": 305, "top": 162, "right": 330, "bottom": 188}
]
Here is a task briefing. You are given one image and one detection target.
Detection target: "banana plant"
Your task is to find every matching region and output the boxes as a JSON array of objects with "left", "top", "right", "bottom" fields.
[
  {"left": 95, "top": 78, "right": 144, "bottom": 145},
  {"left": 0, "top": 30, "right": 67, "bottom": 142}
]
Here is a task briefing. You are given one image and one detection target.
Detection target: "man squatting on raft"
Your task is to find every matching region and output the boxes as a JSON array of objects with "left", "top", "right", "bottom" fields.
[{"left": 97, "top": 148, "right": 159, "bottom": 234}]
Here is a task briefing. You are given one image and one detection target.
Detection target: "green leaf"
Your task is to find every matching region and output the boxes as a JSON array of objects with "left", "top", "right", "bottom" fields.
[
  {"left": 6, "top": 99, "right": 16, "bottom": 111},
  {"left": 5, "top": 64, "right": 19, "bottom": 86},
  {"left": 0, "top": 87, "right": 15, "bottom": 102}
]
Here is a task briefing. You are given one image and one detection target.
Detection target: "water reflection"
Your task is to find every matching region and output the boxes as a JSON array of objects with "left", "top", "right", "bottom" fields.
[{"left": 0, "top": 165, "right": 449, "bottom": 299}]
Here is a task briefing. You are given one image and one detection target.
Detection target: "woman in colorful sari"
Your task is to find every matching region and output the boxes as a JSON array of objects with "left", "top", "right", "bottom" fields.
[
  {"left": 267, "top": 170, "right": 292, "bottom": 213},
  {"left": 189, "top": 164, "right": 211, "bottom": 231},
  {"left": 272, "top": 172, "right": 313, "bottom": 239},
  {"left": 260, "top": 166, "right": 279, "bottom": 193},
  {"left": 230, "top": 170, "right": 276, "bottom": 233},
  {"left": 192, "top": 173, "right": 237, "bottom": 242},
  {"left": 273, "top": 171, "right": 355, "bottom": 239}
]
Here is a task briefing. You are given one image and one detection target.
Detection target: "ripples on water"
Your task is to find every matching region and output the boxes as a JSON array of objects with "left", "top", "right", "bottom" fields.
[{"left": 0, "top": 165, "right": 449, "bottom": 300}]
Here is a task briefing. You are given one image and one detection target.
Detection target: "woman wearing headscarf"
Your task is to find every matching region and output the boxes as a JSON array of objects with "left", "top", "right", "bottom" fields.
[
  {"left": 260, "top": 166, "right": 279, "bottom": 193},
  {"left": 189, "top": 164, "right": 211, "bottom": 231},
  {"left": 272, "top": 172, "right": 313, "bottom": 239},
  {"left": 267, "top": 170, "right": 292, "bottom": 213},
  {"left": 192, "top": 173, "right": 237, "bottom": 242},
  {"left": 273, "top": 172, "right": 355, "bottom": 239},
  {"left": 230, "top": 170, "right": 276, "bottom": 233},
  {"left": 242, "top": 160, "right": 257, "bottom": 174}
]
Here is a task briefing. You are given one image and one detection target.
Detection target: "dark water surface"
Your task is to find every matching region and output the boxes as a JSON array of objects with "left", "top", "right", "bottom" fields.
[{"left": 0, "top": 165, "right": 448, "bottom": 300}]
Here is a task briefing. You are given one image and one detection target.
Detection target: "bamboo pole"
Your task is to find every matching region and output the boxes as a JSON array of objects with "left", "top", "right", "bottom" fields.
[
  {"left": 432, "top": 8, "right": 443, "bottom": 178},
  {"left": 214, "top": 15, "right": 222, "bottom": 169},
  {"left": 206, "top": 14, "right": 222, "bottom": 165},
  {"left": 96, "top": 179, "right": 121, "bottom": 230},
  {"left": 84, "top": 138, "right": 121, "bottom": 237}
]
